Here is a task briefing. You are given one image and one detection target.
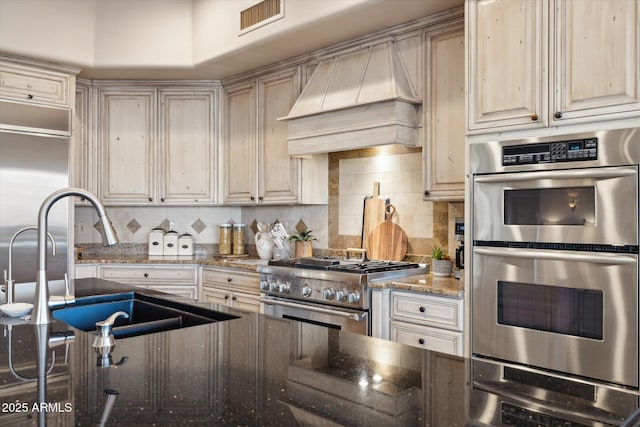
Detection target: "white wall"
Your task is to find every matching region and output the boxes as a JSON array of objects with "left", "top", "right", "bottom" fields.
[{"left": 0, "top": 0, "right": 371, "bottom": 71}]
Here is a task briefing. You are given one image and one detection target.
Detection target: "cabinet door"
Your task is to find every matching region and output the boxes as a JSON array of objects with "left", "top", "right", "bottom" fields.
[
  {"left": 467, "top": 0, "right": 547, "bottom": 131},
  {"left": 223, "top": 81, "right": 256, "bottom": 204},
  {"left": 98, "top": 89, "right": 156, "bottom": 204},
  {"left": 201, "top": 286, "right": 232, "bottom": 305},
  {"left": 258, "top": 68, "right": 301, "bottom": 204},
  {"left": 424, "top": 24, "right": 465, "bottom": 201},
  {"left": 231, "top": 292, "right": 261, "bottom": 313},
  {"left": 159, "top": 90, "right": 217, "bottom": 204},
  {"left": 0, "top": 60, "right": 72, "bottom": 106},
  {"left": 552, "top": 0, "right": 640, "bottom": 122}
]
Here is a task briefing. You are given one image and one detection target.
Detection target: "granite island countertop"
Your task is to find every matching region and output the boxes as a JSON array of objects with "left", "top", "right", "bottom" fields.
[{"left": 1, "top": 279, "right": 636, "bottom": 426}]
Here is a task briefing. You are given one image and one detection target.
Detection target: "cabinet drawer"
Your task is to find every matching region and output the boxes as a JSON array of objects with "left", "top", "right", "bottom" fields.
[
  {"left": 390, "top": 321, "right": 463, "bottom": 356},
  {"left": 98, "top": 265, "right": 198, "bottom": 285},
  {"left": 391, "top": 291, "right": 463, "bottom": 331},
  {"left": 149, "top": 285, "right": 197, "bottom": 301},
  {"left": 201, "top": 268, "right": 259, "bottom": 295},
  {"left": 0, "top": 65, "right": 70, "bottom": 106}
]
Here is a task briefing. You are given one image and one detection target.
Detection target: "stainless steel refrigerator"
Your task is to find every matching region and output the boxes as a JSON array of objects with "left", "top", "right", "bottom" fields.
[{"left": 0, "top": 99, "right": 71, "bottom": 303}]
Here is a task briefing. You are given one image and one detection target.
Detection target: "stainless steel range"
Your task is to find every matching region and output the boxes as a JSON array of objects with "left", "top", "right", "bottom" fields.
[{"left": 257, "top": 258, "right": 429, "bottom": 335}]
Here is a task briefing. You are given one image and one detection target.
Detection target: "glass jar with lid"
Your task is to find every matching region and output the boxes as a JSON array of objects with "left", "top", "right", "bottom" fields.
[
  {"left": 232, "top": 223, "right": 246, "bottom": 255},
  {"left": 218, "top": 224, "right": 232, "bottom": 255}
]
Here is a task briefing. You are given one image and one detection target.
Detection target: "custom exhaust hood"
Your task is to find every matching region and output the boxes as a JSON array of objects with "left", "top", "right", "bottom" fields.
[{"left": 281, "top": 40, "right": 421, "bottom": 157}]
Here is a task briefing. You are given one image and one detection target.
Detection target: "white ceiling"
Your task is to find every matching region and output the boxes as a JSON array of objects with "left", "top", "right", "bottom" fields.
[{"left": 0, "top": 0, "right": 463, "bottom": 80}]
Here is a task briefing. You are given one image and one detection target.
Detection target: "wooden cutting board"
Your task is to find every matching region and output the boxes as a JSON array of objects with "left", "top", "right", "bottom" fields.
[
  {"left": 362, "top": 182, "right": 389, "bottom": 249},
  {"left": 365, "top": 204, "right": 408, "bottom": 261}
]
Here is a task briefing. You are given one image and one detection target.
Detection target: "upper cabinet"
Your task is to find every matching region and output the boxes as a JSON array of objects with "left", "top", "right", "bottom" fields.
[
  {"left": 223, "top": 67, "right": 327, "bottom": 205},
  {"left": 0, "top": 58, "right": 77, "bottom": 108},
  {"left": 96, "top": 85, "right": 219, "bottom": 205},
  {"left": 423, "top": 21, "right": 465, "bottom": 201},
  {"left": 467, "top": 0, "right": 639, "bottom": 133}
]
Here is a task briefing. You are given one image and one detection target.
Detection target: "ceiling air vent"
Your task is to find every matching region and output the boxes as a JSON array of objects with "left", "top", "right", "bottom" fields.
[{"left": 240, "top": 0, "right": 284, "bottom": 33}]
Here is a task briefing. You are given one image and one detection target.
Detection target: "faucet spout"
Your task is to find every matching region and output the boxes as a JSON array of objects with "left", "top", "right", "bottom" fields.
[
  {"left": 32, "top": 188, "right": 118, "bottom": 325},
  {"left": 4, "top": 227, "right": 56, "bottom": 304}
]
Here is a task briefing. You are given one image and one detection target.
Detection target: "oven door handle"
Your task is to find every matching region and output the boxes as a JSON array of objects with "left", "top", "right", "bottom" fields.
[
  {"left": 261, "top": 297, "right": 368, "bottom": 322},
  {"left": 473, "top": 247, "right": 637, "bottom": 264},
  {"left": 473, "top": 166, "right": 636, "bottom": 183}
]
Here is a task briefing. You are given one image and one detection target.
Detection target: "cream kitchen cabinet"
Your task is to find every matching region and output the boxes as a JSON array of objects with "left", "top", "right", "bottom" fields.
[
  {"left": 389, "top": 290, "right": 463, "bottom": 357},
  {"left": 200, "top": 267, "right": 261, "bottom": 313},
  {"left": 423, "top": 21, "right": 465, "bottom": 201},
  {"left": 96, "top": 264, "right": 199, "bottom": 300},
  {"left": 467, "top": 0, "right": 639, "bottom": 133},
  {"left": 97, "top": 85, "right": 218, "bottom": 205},
  {"left": 222, "top": 68, "right": 327, "bottom": 205},
  {"left": 0, "top": 57, "right": 77, "bottom": 108}
]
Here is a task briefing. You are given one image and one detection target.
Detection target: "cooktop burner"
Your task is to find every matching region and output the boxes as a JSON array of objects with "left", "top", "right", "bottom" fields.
[
  {"left": 328, "top": 260, "right": 420, "bottom": 274},
  {"left": 267, "top": 257, "right": 420, "bottom": 273}
]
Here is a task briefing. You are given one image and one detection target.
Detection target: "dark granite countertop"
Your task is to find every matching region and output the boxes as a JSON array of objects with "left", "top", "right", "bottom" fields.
[{"left": 0, "top": 278, "right": 637, "bottom": 426}]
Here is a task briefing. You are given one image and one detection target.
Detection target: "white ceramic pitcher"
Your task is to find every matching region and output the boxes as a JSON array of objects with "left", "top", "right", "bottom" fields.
[{"left": 255, "top": 227, "right": 275, "bottom": 260}]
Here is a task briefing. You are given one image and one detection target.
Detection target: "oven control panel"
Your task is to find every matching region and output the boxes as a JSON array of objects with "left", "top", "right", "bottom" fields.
[
  {"left": 503, "top": 137, "right": 598, "bottom": 166},
  {"left": 259, "top": 274, "right": 367, "bottom": 309}
]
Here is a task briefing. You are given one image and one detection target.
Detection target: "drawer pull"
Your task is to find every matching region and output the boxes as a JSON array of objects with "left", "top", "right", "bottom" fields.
[
  {"left": 232, "top": 296, "right": 237, "bottom": 301},
  {"left": 418, "top": 338, "right": 425, "bottom": 345},
  {"left": 224, "top": 294, "right": 230, "bottom": 300},
  {"left": 227, "top": 277, "right": 232, "bottom": 282},
  {"left": 144, "top": 273, "right": 149, "bottom": 278},
  {"left": 419, "top": 306, "right": 426, "bottom": 313}
]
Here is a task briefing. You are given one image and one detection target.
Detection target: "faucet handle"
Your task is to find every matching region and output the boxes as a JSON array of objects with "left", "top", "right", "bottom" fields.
[{"left": 96, "top": 311, "right": 129, "bottom": 338}]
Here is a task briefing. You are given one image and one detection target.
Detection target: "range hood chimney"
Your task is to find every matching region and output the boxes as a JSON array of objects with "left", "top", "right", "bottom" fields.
[{"left": 281, "top": 40, "right": 421, "bottom": 157}]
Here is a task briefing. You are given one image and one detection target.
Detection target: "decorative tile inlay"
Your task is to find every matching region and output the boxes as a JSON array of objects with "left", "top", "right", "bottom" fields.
[
  {"left": 191, "top": 218, "right": 207, "bottom": 234},
  {"left": 250, "top": 219, "right": 259, "bottom": 235},
  {"left": 126, "top": 218, "right": 141, "bottom": 234},
  {"left": 158, "top": 218, "right": 171, "bottom": 231},
  {"left": 295, "top": 219, "right": 308, "bottom": 234}
]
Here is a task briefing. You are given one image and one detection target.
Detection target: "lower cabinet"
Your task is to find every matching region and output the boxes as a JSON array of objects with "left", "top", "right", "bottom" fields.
[
  {"left": 200, "top": 267, "right": 261, "bottom": 313},
  {"left": 380, "top": 289, "right": 464, "bottom": 357},
  {"left": 372, "top": 289, "right": 464, "bottom": 356},
  {"left": 80, "top": 264, "right": 199, "bottom": 300}
]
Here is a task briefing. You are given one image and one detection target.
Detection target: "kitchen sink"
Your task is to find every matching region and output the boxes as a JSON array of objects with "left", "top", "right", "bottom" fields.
[{"left": 52, "top": 292, "right": 239, "bottom": 338}]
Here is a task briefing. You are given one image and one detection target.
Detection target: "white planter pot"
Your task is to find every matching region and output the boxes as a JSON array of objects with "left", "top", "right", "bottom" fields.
[{"left": 432, "top": 259, "right": 453, "bottom": 277}]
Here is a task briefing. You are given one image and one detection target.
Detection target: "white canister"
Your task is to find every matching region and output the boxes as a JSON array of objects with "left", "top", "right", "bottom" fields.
[
  {"left": 148, "top": 227, "right": 165, "bottom": 256},
  {"left": 178, "top": 233, "right": 195, "bottom": 256},
  {"left": 163, "top": 230, "right": 179, "bottom": 256}
]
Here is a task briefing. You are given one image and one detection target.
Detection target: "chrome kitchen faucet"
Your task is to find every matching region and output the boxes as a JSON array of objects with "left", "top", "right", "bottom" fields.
[
  {"left": 3, "top": 226, "right": 56, "bottom": 304},
  {"left": 32, "top": 188, "right": 118, "bottom": 325}
]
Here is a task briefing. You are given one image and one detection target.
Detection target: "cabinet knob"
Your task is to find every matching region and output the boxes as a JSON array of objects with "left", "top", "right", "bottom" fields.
[
  {"left": 227, "top": 277, "right": 232, "bottom": 282},
  {"left": 27, "top": 94, "right": 33, "bottom": 99},
  {"left": 250, "top": 196, "right": 255, "bottom": 201},
  {"left": 160, "top": 198, "right": 165, "bottom": 202},
  {"left": 148, "top": 197, "right": 153, "bottom": 202},
  {"left": 418, "top": 338, "right": 425, "bottom": 345},
  {"left": 419, "top": 306, "right": 426, "bottom": 313},
  {"left": 554, "top": 111, "right": 563, "bottom": 119},
  {"left": 224, "top": 294, "right": 230, "bottom": 299},
  {"left": 232, "top": 296, "right": 237, "bottom": 301},
  {"left": 258, "top": 196, "right": 264, "bottom": 201},
  {"left": 530, "top": 114, "right": 538, "bottom": 121},
  {"left": 144, "top": 273, "right": 149, "bottom": 278}
]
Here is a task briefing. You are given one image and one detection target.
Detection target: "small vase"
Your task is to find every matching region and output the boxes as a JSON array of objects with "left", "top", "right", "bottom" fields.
[
  {"left": 294, "top": 241, "right": 313, "bottom": 258},
  {"left": 432, "top": 259, "right": 453, "bottom": 277},
  {"left": 255, "top": 232, "right": 275, "bottom": 260}
]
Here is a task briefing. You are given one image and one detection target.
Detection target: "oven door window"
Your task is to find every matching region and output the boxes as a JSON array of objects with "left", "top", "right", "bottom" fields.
[
  {"left": 504, "top": 187, "right": 595, "bottom": 226},
  {"left": 497, "top": 281, "right": 603, "bottom": 340}
]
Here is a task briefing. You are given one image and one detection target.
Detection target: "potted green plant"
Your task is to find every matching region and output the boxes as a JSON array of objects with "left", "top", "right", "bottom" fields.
[
  {"left": 289, "top": 228, "right": 316, "bottom": 258},
  {"left": 431, "top": 245, "right": 453, "bottom": 277}
]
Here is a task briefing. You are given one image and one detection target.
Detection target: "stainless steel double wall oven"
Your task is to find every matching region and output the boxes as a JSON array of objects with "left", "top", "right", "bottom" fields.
[{"left": 470, "top": 128, "right": 639, "bottom": 390}]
